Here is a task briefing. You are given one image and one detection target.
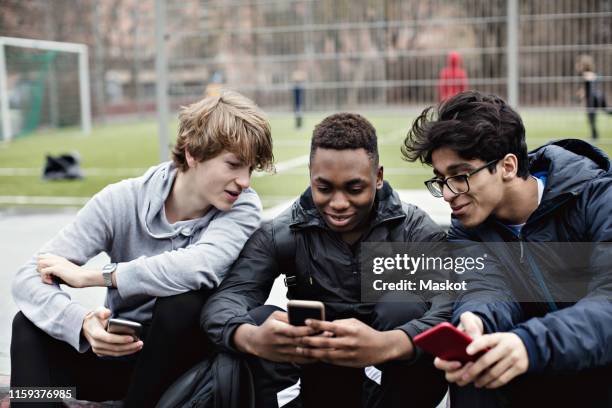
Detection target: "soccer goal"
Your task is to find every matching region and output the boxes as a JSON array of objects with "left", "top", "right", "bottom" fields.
[{"left": 0, "top": 36, "right": 91, "bottom": 142}]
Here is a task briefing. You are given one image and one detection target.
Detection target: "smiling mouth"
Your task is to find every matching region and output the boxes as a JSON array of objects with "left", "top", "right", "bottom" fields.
[
  {"left": 225, "top": 190, "right": 241, "bottom": 198},
  {"left": 451, "top": 202, "right": 469, "bottom": 214},
  {"left": 326, "top": 213, "right": 354, "bottom": 225}
]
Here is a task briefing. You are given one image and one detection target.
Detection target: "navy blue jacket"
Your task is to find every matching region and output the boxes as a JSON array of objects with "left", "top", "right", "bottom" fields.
[{"left": 450, "top": 139, "right": 612, "bottom": 373}]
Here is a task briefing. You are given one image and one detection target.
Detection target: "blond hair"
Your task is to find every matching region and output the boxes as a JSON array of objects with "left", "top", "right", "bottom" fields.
[
  {"left": 172, "top": 90, "right": 274, "bottom": 172},
  {"left": 576, "top": 54, "right": 595, "bottom": 73}
]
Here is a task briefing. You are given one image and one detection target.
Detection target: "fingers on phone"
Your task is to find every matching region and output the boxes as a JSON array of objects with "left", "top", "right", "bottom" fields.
[
  {"left": 434, "top": 357, "right": 462, "bottom": 371},
  {"left": 100, "top": 330, "right": 137, "bottom": 344}
]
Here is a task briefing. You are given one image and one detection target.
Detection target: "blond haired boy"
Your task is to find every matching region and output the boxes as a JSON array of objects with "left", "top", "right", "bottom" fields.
[{"left": 11, "top": 90, "right": 273, "bottom": 406}]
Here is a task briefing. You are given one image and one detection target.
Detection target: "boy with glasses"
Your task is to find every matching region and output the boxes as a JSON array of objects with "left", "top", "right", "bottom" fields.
[{"left": 402, "top": 90, "right": 612, "bottom": 407}]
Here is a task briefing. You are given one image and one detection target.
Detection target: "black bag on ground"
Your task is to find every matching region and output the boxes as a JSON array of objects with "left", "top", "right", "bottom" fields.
[
  {"left": 42, "top": 153, "right": 83, "bottom": 180},
  {"left": 156, "top": 352, "right": 255, "bottom": 408}
]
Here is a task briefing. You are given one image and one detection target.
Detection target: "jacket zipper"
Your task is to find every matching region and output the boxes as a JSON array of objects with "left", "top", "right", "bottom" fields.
[{"left": 518, "top": 233, "right": 559, "bottom": 312}]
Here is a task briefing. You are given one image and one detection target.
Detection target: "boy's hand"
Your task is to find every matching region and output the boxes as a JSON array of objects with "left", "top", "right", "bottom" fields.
[
  {"left": 38, "top": 254, "right": 87, "bottom": 287},
  {"left": 82, "top": 307, "right": 143, "bottom": 357},
  {"left": 37, "top": 253, "right": 106, "bottom": 288},
  {"left": 456, "top": 311, "right": 484, "bottom": 339},
  {"left": 433, "top": 312, "right": 529, "bottom": 389},
  {"left": 233, "top": 311, "right": 317, "bottom": 364},
  {"left": 461, "top": 332, "right": 528, "bottom": 388},
  {"left": 434, "top": 312, "right": 484, "bottom": 383},
  {"left": 297, "top": 318, "right": 413, "bottom": 367}
]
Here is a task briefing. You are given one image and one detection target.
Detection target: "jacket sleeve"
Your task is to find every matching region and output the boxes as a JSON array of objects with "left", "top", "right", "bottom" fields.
[
  {"left": 394, "top": 205, "right": 454, "bottom": 360},
  {"left": 115, "top": 189, "right": 262, "bottom": 298},
  {"left": 11, "top": 186, "right": 115, "bottom": 352},
  {"left": 201, "top": 222, "right": 280, "bottom": 353},
  {"left": 448, "top": 219, "right": 524, "bottom": 334},
  {"left": 512, "top": 177, "right": 612, "bottom": 373}
]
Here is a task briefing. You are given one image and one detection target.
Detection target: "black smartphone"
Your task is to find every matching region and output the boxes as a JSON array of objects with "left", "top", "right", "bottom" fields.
[
  {"left": 287, "top": 300, "right": 325, "bottom": 326},
  {"left": 107, "top": 318, "right": 142, "bottom": 340}
]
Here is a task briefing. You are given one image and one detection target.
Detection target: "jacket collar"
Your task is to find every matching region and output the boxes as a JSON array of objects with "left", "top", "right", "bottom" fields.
[
  {"left": 528, "top": 139, "right": 609, "bottom": 201},
  {"left": 478, "top": 139, "right": 610, "bottom": 230},
  {"left": 289, "top": 180, "right": 405, "bottom": 230}
]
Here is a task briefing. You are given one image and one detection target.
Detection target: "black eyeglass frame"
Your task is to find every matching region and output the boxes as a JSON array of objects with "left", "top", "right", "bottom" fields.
[{"left": 424, "top": 159, "right": 500, "bottom": 198}]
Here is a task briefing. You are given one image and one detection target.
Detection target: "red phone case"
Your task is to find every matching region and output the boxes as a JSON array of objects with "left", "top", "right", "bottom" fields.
[{"left": 413, "top": 322, "right": 483, "bottom": 363}]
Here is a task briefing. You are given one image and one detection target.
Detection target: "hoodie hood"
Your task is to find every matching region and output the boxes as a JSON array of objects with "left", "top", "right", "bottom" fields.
[
  {"left": 528, "top": 139, "right": 609, "bottom": 201},
  {"left": 448, "top": 51, "right": 463, "bottom": 68},
  {"left": 139, "top": 162, "right": 219, "bottom": 239}
]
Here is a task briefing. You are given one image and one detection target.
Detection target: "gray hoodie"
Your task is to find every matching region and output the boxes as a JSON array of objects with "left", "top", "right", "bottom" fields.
[{"left": 12, "top": 162, "right": 262, "bottom": 352}]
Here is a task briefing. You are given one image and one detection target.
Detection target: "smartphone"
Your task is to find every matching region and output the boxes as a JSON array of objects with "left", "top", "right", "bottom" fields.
[
  {"left": 107, "top": 318, "right": 142, "bottom": 340},
  {"left": 287, "top": 300, "right": 325, "bottom": 326},
  {"left": 413, "top": 322, "right": 485, "bottom": 363}
]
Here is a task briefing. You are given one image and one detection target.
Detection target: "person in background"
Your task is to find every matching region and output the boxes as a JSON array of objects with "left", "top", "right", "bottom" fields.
[
  {"left": 292, "top": 70, "right": 306, "bottom": 129},
  {"left": 438, "top": 51, "right": 468, "bottom": 102},
  {"left": 575, "top": 54, "right": 611, "bottom": 141}
]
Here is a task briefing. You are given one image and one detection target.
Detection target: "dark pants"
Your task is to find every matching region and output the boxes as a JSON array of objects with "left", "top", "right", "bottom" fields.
[
  {"left": 10, "top": 289, "right": 212, "bottom": 407},
  {"left": 451, "top": 363, "right": 612, "bottom": 408},
  {"left": 587, "top": 110, "right": 599, "bottom": 140},
  {"left": 247, "top": 299, "right": 447, "bottom": 408}
]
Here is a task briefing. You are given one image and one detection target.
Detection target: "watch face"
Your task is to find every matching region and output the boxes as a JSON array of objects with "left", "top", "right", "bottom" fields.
[
  {"left": 103, "top": 263, "right": 117, "bottom": 273},
  {"left": 102, "top": 263, "right": 116, "bottom": 287}
]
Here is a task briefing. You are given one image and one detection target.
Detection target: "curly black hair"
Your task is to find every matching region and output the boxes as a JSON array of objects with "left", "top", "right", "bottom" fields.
[
  {"left": 310, "top": 113, "right": 379, "bottom": 166},
  {"left": 401, "top": 91, "right": 529, "bottom": 179}
]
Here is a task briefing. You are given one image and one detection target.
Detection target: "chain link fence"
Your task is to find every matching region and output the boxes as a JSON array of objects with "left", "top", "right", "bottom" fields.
[{"left": 1, "top": 0, "right": 611, "bottom": 120}]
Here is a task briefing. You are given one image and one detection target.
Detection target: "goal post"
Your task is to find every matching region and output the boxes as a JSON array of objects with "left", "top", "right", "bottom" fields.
[{"left": 0, "top": 36, "right": 92, "bottom": 142}]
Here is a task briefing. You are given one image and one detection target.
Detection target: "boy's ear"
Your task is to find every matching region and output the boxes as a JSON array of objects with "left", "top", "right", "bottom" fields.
[
  {"left": 376, "top": 165, "right": 384, "bottom": 189},
  {"left": 501, "top": 154, "right": 518, "bottom": 180},
  {"left": 185, "top": 149, "right": 196, "bottom": 168}
]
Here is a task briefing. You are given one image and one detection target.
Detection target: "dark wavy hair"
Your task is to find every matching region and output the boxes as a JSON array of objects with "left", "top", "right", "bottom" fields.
[
  {"left": 401, "top": 91, "right": 529, "bottom": 179},
  {"left": 310, "top": 113, "right": 379, "bottom": 167}
]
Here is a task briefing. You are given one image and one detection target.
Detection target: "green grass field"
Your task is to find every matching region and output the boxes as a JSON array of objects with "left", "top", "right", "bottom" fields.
[{"left": 0, "top": 110, "right": 610, "bottom": 208}]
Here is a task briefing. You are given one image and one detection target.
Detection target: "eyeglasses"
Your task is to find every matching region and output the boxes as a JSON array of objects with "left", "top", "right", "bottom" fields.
[{"left": 425, "top": 159, "right": 500, "bottom": 198}]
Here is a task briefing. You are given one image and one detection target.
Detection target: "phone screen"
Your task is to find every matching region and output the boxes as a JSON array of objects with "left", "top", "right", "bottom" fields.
[{"left": 288, "top": 306, "right": 324, "bottom": 326}]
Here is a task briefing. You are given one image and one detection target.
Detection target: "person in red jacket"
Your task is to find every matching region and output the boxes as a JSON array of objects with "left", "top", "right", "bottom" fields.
[{"left": 438, "top": 51, "right": 468, "bottom": 102}]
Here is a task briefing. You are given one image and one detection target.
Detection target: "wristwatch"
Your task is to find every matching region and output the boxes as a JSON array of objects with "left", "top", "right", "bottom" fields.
[{"left": 102, "top": 263, "right": 117, "bottom": 287}]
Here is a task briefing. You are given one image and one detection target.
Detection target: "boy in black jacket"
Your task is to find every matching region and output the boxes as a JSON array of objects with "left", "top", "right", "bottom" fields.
[{"left": 202, "top": 113, "right": 451, "bottom": 408}]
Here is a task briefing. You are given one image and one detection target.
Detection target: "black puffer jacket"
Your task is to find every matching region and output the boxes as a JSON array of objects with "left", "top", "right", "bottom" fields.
[{"left": 202, "top": 181, "right": 453, "bottom": 355}]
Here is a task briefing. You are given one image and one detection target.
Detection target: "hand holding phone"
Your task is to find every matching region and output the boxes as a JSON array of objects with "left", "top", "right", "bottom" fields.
[
  {"left": 414, "top": 322, "right": 486, "bottom": 363},
  {"left": 82, "top": 308, "right": 143, "bottom": 357},
  {"left": 287, "top": 300, "right": 325, "bottom": 326},
  {"left": 233, "top": 310, "right": 319, "bottom": 364},
  {"left": 107, "top": 318, "right": 142, "bottom": 340}
]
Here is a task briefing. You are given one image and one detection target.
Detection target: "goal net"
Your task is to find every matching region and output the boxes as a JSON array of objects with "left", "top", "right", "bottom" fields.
[{"left": 0, "top": 37, "right": 91, "bottom": 142}]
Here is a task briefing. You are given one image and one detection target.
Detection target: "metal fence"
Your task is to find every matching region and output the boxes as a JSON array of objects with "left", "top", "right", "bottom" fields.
[
  {"left": 1, "top": 0, "right": 611, "bottom": 123},
  {"left": 157, "top": 0, "right": 611, "bottom": 111}
]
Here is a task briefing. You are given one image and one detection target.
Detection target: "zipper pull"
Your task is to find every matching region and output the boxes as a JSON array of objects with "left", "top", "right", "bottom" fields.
[
  {"left": 519, "top": 235, "right": 524, "bottom": 263},
  {"left": 309, "top": 276, "right": 313, "bottom": 285}
]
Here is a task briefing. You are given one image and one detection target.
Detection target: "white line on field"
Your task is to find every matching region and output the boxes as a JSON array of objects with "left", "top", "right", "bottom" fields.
[
  {"left": 0, "top": 168, "right": 147, "bottom": 177},
  {"left": 260, "top": 167, "right": 433, "bottom": 176},
  {"left": 4, "top": 131, "right": 602, "bottom": 180},
  {"left": 253, "top": 155, "right": 310, "bottom": 177},
  {"left": 0, "top": 195, "right": 90, "bottom": 205},
  {"left": 0, "top": 155, "right": 315, "bottom": 178},
  {"left": 253, "top": 126, "right": 410, "bottom": 177}
]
